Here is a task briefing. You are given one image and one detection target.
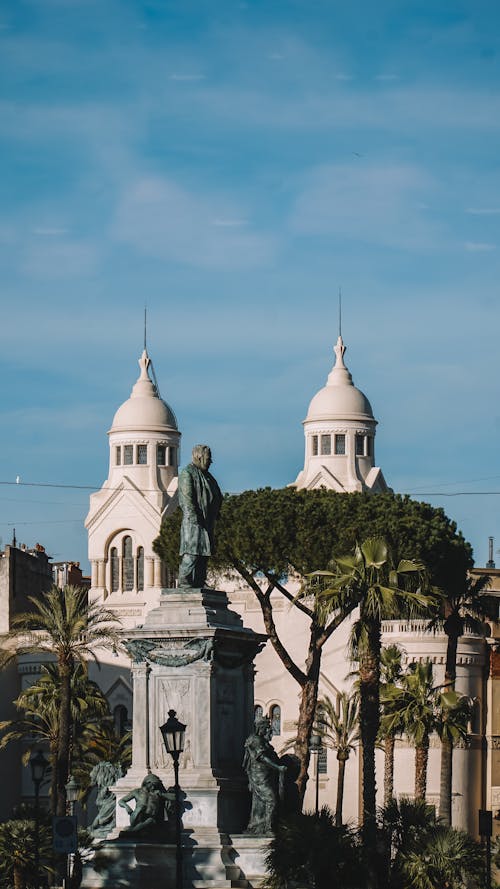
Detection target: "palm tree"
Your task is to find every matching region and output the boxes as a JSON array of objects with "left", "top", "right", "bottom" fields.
[
  {"left": 0, "top": 818, "right": 52, "bottom": 889},
  {"left": 436, "top": 690, "right": 472, "bottom": 827},
  {"left": 308, "top": 538, "right": 434, "bottom": 848},
  {"left": 0, "top": 661, "right": 112, "bottom": 807},
  {"left": 382, "top": 796, "right": 437, "bottom": 888},
  {"left": 264, "top": 807, "right": 363, "bottom": 889},
  {"left": 441, "top": 573, "right": 491, "bottom": 691},
  {"left": 382, "top": 660, "right": 436, "bottom": 801},
  {"left": 1, "top": 585, "right": 120, "bottom": 815},
  {"left": 379, "top": 645, "right": 404, "bottom": 806},
  {"left": 316, "top": 692, "right": 359, "bottom": 825},
  {"left": 399, "top": 825, "right": 483, "bottom": 889}
]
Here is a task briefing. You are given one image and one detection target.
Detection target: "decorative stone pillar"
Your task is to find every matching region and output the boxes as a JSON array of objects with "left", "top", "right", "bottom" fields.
[
  {"left": 109, "top": 587, "right": 265, "bottom": 838},
  {"left": 130, "top": 662, "right": 150, "bottom": 774},
  {"left": 153, "top": 558, "right": 162, "bottom": 588}
]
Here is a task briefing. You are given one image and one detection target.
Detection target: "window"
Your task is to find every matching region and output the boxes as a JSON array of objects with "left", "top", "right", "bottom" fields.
[
  {"left": 137, "top": 547, "right": 144, "bottom": 591},
  {"left": 366, "top": 437, "right": 372, "bottom": 457},
  {"left": 157, "top": 444, "right": 166, "bottom": 466},
  {"left": 114, "top": 705, "right": 128, "bottom": 738},
  {"left": 137, "top": 444, "right": 147, "bottom": 465},
  {"left": 123, "top": 445, "right": 133, "bottom": 465},
  {"left": 123, "top": 536, "right": 134, "bottom": 591},
  {"left": 355, "top": 434, "right": 364, "bottom": 456},
  {"left": 254, "top": 705, "right": 263, "bottom": 721},
  {"left": 110, "top": 547, "right": 119, "bottom": 592},
  {"left": 334, "top": 434, "right": 346, "bottom": 455},
  {"left": 169, "top": 446, "right": 177, "bottom": 467},
  {"left": 311, "top": 435, "right": 318, "bottom": 456},
  {"left": 270, "top": 704, "right": 281, "bottom": 736},
  {"left": 115, "top": 446, "right": 121, "bottom": 466},
  {"left": 320, "top": 434, "right": 331, "bottom": 455}
]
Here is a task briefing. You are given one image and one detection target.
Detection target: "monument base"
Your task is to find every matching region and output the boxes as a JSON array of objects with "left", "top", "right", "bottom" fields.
[
  {"left": 81, "top": 833, "right": 271, "bottom": 889},
  {"left": 117, "top": 587, "right": 265, "bottom": 835}
]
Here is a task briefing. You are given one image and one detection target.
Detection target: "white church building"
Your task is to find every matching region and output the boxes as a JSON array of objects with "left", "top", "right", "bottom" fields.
[{"left": 84, "top": 335, "right": 492, "bottom": 834}]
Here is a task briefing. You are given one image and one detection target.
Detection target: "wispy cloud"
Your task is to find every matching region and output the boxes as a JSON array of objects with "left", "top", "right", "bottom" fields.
[
  {"left": 169, "top": 73, "right": 206, "bottom": 82},
  {"left": 464, "top": 242, "right": 496, "bottom": 252},
  {"left": 112, "top": 176, "right": 276, "bottom": 268},
  {"left": 21, "top": 240, "right": 100, "bottom": 278},
  {"left": 32, "top": 227, "right": 68, "bottom": 236},
  {"left": 289, "top": 162, "right": 440, "bottom": 249},
  {"left": 466, "top": 207, "right": 500, "bottom": 215},
  {"left": 211, "top": 218, "right": 248, "bottom": 227}
]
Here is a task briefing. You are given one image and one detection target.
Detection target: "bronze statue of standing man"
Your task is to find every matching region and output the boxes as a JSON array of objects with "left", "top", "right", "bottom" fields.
[{"left": 178, "top": 445, "right": 222, "bottom": 589}]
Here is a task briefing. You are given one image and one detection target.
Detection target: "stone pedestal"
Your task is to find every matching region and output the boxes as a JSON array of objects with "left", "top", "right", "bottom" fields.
[
  {"left": 110, "top": 587, "right": 266, "bottom": 836},
  {"left": 82, "top": 834, "right": 271, "bottom": 889}
]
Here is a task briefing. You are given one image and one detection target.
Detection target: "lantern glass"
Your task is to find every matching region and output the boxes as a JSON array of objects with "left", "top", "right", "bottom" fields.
[
  {"left": 160, "top": 709, "right": 186, "bottom": 755},
  {"left": 65, "top": 775, "right": 79, "bottom": 804},
  {"left": 30, "top": 749, "right": 49, "bottom": 784}
]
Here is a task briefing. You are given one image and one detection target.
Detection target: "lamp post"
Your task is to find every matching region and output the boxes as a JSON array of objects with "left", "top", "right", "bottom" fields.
[
  {"left": 30, "top": 749, "right": 49, "bottom": 889},
  {"left": 309, "top": 734, "right": 322, "bottom": 817},
  {"left": 160, "top": 709, "right": 186, "bottom": 889},
  {"left": 65, "top": 775, "right": 79, "bottom": 889}
]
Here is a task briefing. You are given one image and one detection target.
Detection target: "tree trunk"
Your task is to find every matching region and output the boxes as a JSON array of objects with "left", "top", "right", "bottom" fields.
[
  {"left": 56, "top": 659, "right": 72, "bottom": 816},
  {"left": 444, "top": 624, "right": 459, "bottom": 690},
  {"left": 335, "top": 755, "right": 347, "bottom": 826},
  {"left": 13, "top": 864, "right": 24, "bottom": 889},
  {"left": 295, "top": 645, "right": 322, "bottom": 804},
  {"left": 359, "top": 613, "right": 381, "bottom": 848},
  {"left": 50, "top": 747, "right": 58, "bottom": 816},
  {"left": 384, "top": 735, "right": 395, "bottom": 807},
  {"left": 415, "top": 737, "right": 429, "bottom": 801},
  {"left": 438, "top": 736, "right": 453, "bottom": 826}
]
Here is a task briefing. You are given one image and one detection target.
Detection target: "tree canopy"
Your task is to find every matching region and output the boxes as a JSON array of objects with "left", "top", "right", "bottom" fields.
[{"left": 154, "top": 488, "right": 473, "bottom": 593}]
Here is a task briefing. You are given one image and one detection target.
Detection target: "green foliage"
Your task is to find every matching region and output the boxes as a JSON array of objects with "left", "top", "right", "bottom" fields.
[
  {"left": 0, "top": 818, "right": 52, "bottom": 889},
  {"left": 263, "top": 807, "right": 363, "bottom": 889},
  {"left": 382, "top": 661, "right": 436, "bottom": 749},
  {"left": 381, "top": 798, "right": 484, "bottom": 889},
  {"left": 1, "top": 586, "right": 121, "bottom": 815},
  {"left": 316, "top": 693, "right": 359, "bottom": 760},
  {"left": 399, "top": 824, "right": 484, "bottom": 889},
  {"left": 153, "top": 488, "right": 473, "bottom": 593}
]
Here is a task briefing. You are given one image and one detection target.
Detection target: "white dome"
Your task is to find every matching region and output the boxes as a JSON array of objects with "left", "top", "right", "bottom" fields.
[
  {"left": 110, "top": 350, "right": 178, "bottom": 432},
  {"left": 305, "top": 336, "right": 374, "bottom": 423}
]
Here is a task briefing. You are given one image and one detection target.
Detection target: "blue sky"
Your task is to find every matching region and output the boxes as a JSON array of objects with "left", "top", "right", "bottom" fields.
[{"left": 1, "top": 0, "right": 500, "bottom": 570}]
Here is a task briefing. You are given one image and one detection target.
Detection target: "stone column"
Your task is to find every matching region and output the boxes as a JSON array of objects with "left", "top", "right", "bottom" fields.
[
  {"left": 97, "top": 559, "right": 105, "bottom": 588},
  {"left": 153, "top": 558, "right": 162, "bottom": 588},
  {"left": 146, "top": 557, "right": 155, "bottom": 587},
  {"left": 131, "top": 662, "right": 150, "bottom": 773}
]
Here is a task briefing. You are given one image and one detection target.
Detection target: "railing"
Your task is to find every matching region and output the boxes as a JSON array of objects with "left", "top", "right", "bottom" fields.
[{"left": 381, "top": 620, "right": 483, "bottom": 637}]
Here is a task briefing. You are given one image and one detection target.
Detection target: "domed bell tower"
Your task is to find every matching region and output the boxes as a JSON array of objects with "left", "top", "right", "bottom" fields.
[
  {"left": 85, "top": 349, "right": 180, "bottom": 629},
  {"left": 293, "top": 335, "right": 388, "bottom": 493}
]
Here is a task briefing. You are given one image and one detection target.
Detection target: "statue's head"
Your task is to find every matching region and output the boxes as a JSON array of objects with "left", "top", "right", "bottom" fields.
[
  {"left": 142, "top": 774, "right": 163, "bottom": 791},
  {"left": 192, "top": 444, "right": 212, "bottom": 472},
  {"left": 255, "top": 716, "right": 272, "bottom": 739}
]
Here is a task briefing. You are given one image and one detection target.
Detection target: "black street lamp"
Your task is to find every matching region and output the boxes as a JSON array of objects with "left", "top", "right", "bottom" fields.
[
  {"left": 309, "top": 734, "right": 322, "bottom": 817},
  {"left": 65, "top": 775, "right": 79, "bottom": 889},
  {"left": 160, "top": 710, "right": 186, "bottom": 889},
  {"left": 30, "top": 749, "right": 49, "bottom": 889}
]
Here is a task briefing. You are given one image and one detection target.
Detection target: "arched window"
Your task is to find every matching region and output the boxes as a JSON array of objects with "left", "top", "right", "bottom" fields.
[
  {"left": 270, "top": 704, "right": 281, "bottom": 736},
  {"left": 110, "top": 547, "right": 119, "bottom": 592},
  {"left": 137, "top": 547, "right": 144, "bottom": 591},
  {"left": 254, "top": 705, "right": 263, "bottom": 722},
  {"left": 123, "top": 536, "right": 134, "bottom": 592},
  {"left": 114, "top": 705, "right": 128, "bottom": 737}
]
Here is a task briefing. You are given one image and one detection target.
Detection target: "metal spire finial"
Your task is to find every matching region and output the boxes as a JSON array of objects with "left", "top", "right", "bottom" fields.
[
  {"left": 338, "top": 287, "right": 342, "bottom": 338},
  {"left": 144, "top": 305, "right": 147, "bottom": 353}
]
